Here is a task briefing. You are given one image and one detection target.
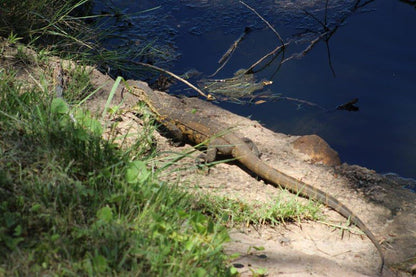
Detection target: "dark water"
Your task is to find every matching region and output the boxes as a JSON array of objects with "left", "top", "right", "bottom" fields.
[{"left": 94, "top": 0, "right": 416, "bottom": 180}]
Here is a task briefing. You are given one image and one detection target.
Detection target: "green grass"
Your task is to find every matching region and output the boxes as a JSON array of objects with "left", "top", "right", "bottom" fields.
[
  {"left": 0, "top": 4, "right": 325, "bottom": 273},
  {"left": 0, "top": 0, "right": 94, "bottom": 47},
  {"left": 0, "top": 65, "right": 233, "bottom": 275},
  {"left": 0, "top": 0, "right": 175, "bottom": 80},
  {"left": 191, "top": 189, "right": 322, "bottom": 227}
]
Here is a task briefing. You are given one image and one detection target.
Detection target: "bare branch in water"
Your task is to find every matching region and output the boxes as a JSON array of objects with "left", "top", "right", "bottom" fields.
[
  {"left": 240, "top": 0, "right": 287, "bottom": 74},
  {"left": 279, "top": 96, "right": 327, "bottom": 111},
  {"left": 282, "top": 31, "right": 329, "bottom": 64},
  {"left": 246, "top": 44, "right": 287, "bottom": 74},
  {"left": 251, "top": 93, "right": 326, "bottom": 110},
  {"left": 301, "top": 6, "right": 336, "bottom": 77},
  {"left": 131, "top": 61, "right": 212, "bottom": 99},
  {"left": 211, "top": 0, "right": 288, "bottom": 77},
  {"left": 239, "top": 1, "right": 284, "bottom": 45},
  {"left": 210, "top": 27, "right": 251, "bottom": 77},
  {"left": 282, "top": 0, "right": 375, "bottom": 74},
  {"left": 325, "top": 39, "right": 336, "bottom": 77}
]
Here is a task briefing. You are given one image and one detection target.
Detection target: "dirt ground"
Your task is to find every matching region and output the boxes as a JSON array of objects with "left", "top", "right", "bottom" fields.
[
  {"left": 88, "top": 73, "right": 415, "bottom": 277},
  {"left": 2, "top": 40, "right": 415, "bottom": 276}
]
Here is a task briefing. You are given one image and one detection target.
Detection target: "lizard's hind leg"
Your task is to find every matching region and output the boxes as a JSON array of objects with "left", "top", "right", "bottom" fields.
[{"left": 241, "top": 137, "right": 261, "bottom": 158}]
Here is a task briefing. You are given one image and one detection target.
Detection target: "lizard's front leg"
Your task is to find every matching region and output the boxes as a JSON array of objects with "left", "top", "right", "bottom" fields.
[
  {"left": 198, "top": 137, "right": 260, "bottom": 164},
  {"left": 159, "top": 120, "right": 186, "bottom": 146}
]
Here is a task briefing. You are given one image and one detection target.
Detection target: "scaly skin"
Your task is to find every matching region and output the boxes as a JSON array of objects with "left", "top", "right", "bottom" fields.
[{"left": 127, "top": 80, "right": 384, "bottom": 273}]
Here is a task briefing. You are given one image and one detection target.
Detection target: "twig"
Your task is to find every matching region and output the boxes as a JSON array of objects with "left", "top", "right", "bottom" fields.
[
  {"left": 302, "top": 9, "right": 328, "bottom": 31},
  {"left": 282, "top": 31, "right": 329, "bottom": 64},
  {"left": 301, "top": 7, "right": 336, "bottom": 77},
  {"left": 240, "top": 1, "right": 286, "bottom": 74},
  {"left": 130, "top": 61, "right": 211, "bottom": 99},
  {"left": 239, "top": 1, "right": 284, "bottom": 45},
  {"left": 286, "top": 0, "right": 375, "bottom": 74},
  {"left": 219, "top": 27, "right": 251, "bottom": 65},
  {"left": 325, "top": 39, "right": 336, "bottom": 77},
  {"left": 280, "top": 96, "right": 326, "bottom": 111},
  {"left": 247, "top": 92, "right": 326, "bottom": 110},
  {"left": 210, "top": 27, "right": 251, "bottom": 77},
  {"left": 246, "top": 44, "right": 287, "bottom": 73},
  {"left": 324, "top": 0, "right": 329, "bottom": 27}
]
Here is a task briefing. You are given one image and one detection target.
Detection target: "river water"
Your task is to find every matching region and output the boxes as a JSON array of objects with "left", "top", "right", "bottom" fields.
[{"left": 94, "top": 0, "right": 416, "bottom": 180}]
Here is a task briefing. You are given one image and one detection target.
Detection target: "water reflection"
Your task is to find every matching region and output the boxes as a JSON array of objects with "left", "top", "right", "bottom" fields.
[
  {"left": 93, "top": 0, "right": 416, "bottom": 179},
  {"left": 192, "top": 0, "right": 377, "bottom": 104}
]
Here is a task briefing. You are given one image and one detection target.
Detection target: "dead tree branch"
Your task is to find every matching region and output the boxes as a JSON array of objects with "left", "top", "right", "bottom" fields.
[
  {"left": 131, "top": 61, "right": 211, "bottom": 99},
  {"left": 240, "top": 1, "right": 287, "bottom": 74}
]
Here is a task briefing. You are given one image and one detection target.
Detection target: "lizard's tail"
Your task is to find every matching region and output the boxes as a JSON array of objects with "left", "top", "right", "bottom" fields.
[{"left": 236, "top": 149, "right": 385, "bottom": 273}]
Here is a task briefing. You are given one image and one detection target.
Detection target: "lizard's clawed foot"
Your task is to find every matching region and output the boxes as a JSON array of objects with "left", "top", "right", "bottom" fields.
[{"left": 195, "top": 153, "right": 211, "bottom": 174}]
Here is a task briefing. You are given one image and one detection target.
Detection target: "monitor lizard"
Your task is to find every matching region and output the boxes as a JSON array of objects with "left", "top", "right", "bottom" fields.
[{"left": 126, "top": 80, "right": 384, "bottom": 273}]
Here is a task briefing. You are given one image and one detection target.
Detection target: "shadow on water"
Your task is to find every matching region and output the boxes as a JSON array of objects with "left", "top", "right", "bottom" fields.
[{"left": 93, "top": 0, "right": 416, "bottom": 181}]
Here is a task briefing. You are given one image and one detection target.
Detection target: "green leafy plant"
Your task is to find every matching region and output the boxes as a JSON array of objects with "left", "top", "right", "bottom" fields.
[
  {"left": 0, "top": 59, "right": 233, "bottom": 276},
  {"left": 7, "top": 32, "right": 22, "bottom": 44}
]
